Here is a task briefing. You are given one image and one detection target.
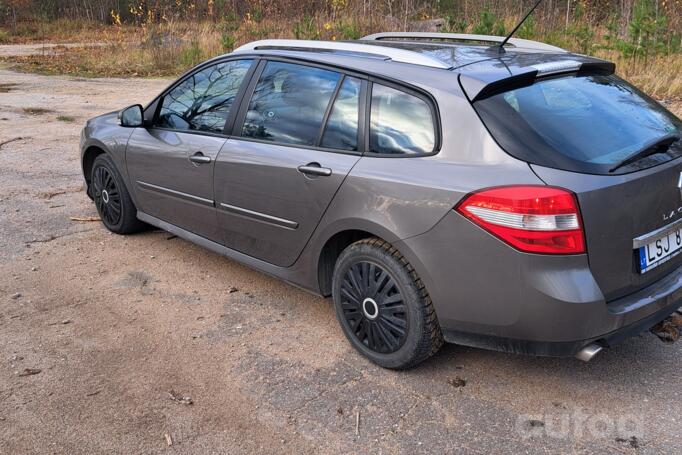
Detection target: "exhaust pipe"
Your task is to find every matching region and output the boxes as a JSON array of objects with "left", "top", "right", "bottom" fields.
[{"left": 575, "top": 343, "right": 603, "bottom": 362}]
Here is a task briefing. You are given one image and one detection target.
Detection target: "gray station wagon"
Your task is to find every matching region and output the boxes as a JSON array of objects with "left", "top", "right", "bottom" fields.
[{"left": 80, "top": 32, "right": 682, "bottom": 368}]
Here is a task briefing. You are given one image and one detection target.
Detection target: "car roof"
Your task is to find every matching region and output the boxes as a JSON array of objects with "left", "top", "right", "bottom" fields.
[
  {"left": 227, "top": 36, "right": 614, "bottom": 98},
  {"left": 351, "top": 39, "right": 564, "bottom": 68}
]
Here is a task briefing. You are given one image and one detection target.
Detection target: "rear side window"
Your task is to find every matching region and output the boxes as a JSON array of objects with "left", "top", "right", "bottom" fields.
[
  {"left": 242, "top": 61, "right": 341, "bottom": 146},
  {"left": 369, "top": 84, "right": 436, "bottom": 155},
  {"left": 156, "top": 59, "right": 252, "bottom": 133},
  {"left": 321, "top": 76, "right": 361, "bottom": 151},
  {"left": 475, "top": 74, "right": 682, "bottom": 174}
]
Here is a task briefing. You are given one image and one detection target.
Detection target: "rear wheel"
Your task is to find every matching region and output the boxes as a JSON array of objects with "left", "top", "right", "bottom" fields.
[
  {"left": 91, "top": 154, "right": 145, "bottom": 235},
  {"left": 332, "top": 238, "right": 443, "bottom": 369}
]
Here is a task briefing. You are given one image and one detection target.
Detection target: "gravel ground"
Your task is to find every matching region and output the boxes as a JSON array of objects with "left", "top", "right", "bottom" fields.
[{"left": 1, "top": 59, "right": 681, "bottom": 455}]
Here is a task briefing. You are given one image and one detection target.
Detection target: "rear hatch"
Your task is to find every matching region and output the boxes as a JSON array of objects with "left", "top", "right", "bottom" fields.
[
  {"left": 532, "top": 162, "right": 682, "bottom": 301},
  {"left": 468, "top": 70, "right": 682, "bottom": 301}
]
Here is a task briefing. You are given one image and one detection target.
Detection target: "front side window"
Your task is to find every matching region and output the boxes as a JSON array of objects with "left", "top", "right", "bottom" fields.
[
  {"left": 321, "top": 76, "right": 361, "bottom": 151},
  {"left": 369, "top": 84, "right": 436, "bottom": 155},
  {"left": 156, "top": 59, "right": 253, "bottom": 133},
  {"left": 242, "top": 61, "right": 341, "bottom": 146}
]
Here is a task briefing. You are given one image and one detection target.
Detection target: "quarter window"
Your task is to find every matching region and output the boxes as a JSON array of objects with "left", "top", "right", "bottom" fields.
[
  {"left": 321, "top": 76, "right": 361, "bottom": 151},
  {"left": 242, "top": 62, "right": 341, "bottom": 146},
  {"left": 369, "top": 84, "right": 436, "bottom": 155},
  {"left": 156, "top": 59, "right": 253, "bottom": 133}
]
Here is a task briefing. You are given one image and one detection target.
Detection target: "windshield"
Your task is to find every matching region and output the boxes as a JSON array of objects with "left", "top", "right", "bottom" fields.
[{"left": 474, "top": 74, "right": 682, "bottom": 174}]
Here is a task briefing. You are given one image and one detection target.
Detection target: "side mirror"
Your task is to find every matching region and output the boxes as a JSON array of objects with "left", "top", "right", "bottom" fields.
[{"left": 119, "top": 104, "right": 144, "bottom": 127}]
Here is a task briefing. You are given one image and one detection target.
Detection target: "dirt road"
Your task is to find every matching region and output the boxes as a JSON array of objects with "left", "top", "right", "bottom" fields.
[{"left": 1, "top": 63, "right": 681, "bottom": 454}]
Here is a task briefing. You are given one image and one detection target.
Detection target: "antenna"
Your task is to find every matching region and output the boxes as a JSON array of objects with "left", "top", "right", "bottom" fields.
[{"left": 496, "top": 0, "right": 544, "bottom": 54}]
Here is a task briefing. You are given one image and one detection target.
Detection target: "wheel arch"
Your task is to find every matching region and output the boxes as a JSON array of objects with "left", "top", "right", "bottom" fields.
[
  {"left": 315, "top": 217, "right": 412, "bottom": 296},
  {"left": 82, "top": 142, "right": 133, "bottom": 203},
  {"left": 318, "top": 229, "right": 377, "bottom": 296},
  {"left": 82, "top": 145, "right": 108, "bottom": 198}
]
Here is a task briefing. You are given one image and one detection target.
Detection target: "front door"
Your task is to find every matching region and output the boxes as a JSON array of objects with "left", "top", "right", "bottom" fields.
[
  {"left": 126, "top": 59, "right": 255, "bottom": 241},
  {"left": 127, "top": 129, "right": 225, "bottom": 240},
  {"left": 215, "top": 61, "right": 364, "bottom": 267}
]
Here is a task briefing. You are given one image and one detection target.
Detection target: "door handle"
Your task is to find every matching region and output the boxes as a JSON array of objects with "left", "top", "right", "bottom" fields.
[
  {"left": 297, "top": 163, "right": 332, "bottom": 177},
  {"left": 189, "top": 152, "right": 211, "bottom": 164}
]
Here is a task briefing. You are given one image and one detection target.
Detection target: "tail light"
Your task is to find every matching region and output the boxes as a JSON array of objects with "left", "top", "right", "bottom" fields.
[{"left": 455, "top": 186, "right": 586, "bottom": 255}]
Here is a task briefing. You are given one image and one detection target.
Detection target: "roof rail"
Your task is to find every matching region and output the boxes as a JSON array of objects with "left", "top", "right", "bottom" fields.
[
  {"left": 361, "top": 32, "right": 566, "bottom": 53},
  {"left": 233, "top": 39, "right": 452, "bottom": 69}
]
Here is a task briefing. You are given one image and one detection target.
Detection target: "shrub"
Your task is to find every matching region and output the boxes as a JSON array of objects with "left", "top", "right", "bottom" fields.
[
  {"left": 472, "top": 11, "right": 505, "bottom": 36},
  {"left": 442, "top": 16, "right": 467, "bottom": 33},
  {"left": 602, "top": 0, "right": 670, "bottom": 59},
  {"left": 220, "top": 32, "right": 235, "bottom": 51},
  {"left": 293, "top": 15, "right": 319, "bottom": 40},
  {"left": 337, "top": 21, "right": 360, "bottom": 40},
  {"left": 249, "top": 7, "right": 264, "bottom": 24},
  {"left": 180, "top": 40, "right": 204, "bottom": 68},
  {"left": 568, "top": 24, "right": 594, "bottom": 54},
  {"left": 517, "top": 15, "right": 535, "bottom": 39}
]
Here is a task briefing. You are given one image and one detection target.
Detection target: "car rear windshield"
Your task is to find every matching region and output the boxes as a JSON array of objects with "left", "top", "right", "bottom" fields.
[{"left": 473, "top": 74, "right": 682, "bottom": 174}]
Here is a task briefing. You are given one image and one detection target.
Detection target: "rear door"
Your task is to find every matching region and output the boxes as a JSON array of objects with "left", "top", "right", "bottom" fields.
[
  {"left": 471, "top": 72, "right": 682, "bottom": 301},
  {"left": 214, "top": 60, "right": 364, "bottom": 266},
  {"left": 126, "top": 59, "right": 254, "bottom": 241}
]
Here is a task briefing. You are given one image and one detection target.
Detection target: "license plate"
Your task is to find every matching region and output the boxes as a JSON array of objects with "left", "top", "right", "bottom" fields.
[{"left": 638, "top": 228, "right": 682, "bottom": 273}]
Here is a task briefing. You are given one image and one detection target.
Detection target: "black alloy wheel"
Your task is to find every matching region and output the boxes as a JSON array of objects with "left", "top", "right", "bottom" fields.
[
  {"left": 92, "top": 165, "right": 122, "bottom": 228},
  {"left": 332, "top": 238, "right": 443, "bottom": 369},
  {"left": 90, "top": 154, "right": 146, "bottom": 235},
  {"left": 339, "top": 261, "right": 408, "bottom": 354}
]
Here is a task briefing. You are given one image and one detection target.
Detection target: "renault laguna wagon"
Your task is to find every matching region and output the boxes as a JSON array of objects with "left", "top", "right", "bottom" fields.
[{"left": 80, "top": 32, "right": 682, "bottom": 368}]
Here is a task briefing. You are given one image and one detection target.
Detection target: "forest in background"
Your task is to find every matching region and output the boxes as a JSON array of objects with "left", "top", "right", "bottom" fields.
[{"left": 0, "top": 1, "right": 680, "bottom": 99}]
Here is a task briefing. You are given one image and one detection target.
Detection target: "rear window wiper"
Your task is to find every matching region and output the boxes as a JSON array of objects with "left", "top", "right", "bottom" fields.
[{"left": 609, "top": 133, "right": 681, "bottom": 173}]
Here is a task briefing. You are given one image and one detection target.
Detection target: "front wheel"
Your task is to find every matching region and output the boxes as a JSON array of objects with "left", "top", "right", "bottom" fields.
[
  {"left": 332, "top": 238, "right": 443, "bottom": 369},
  {"left": 91, "top": 154, "right": 145, "bottom": 235}
]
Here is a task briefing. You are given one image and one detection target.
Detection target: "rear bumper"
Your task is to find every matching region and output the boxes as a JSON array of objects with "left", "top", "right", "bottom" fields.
[
  {"left": 396, "top": 211, "right": 682, "bottom": 357},
  {"left": 441, "top": 303, "right": 679, "bottom": 357}
]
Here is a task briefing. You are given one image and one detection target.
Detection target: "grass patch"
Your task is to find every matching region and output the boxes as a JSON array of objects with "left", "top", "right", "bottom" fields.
[
  {"left": 2, "top": 47, "right": 181, "bottom": 78},
  {"left": 23, "top": 107, "right": 54, "bottom": 115},
  {"left": 56, "top": 115, "right": 76, "bottom": 123},
  {"left": 0, "top": 19, "right": 114, "bottom": 44}
]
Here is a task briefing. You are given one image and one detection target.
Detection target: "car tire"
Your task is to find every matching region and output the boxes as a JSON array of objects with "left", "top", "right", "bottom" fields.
[
  {"left": 90, "top": 154, "right": 145, "bottom": 235},
  {"left": 332, "top": 237, "right": 443, "bottom": 369}
]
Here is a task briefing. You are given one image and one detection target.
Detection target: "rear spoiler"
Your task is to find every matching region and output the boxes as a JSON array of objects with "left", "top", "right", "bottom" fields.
[{"left": 460, "top": 60, "right": 616, "bottom": 102}]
